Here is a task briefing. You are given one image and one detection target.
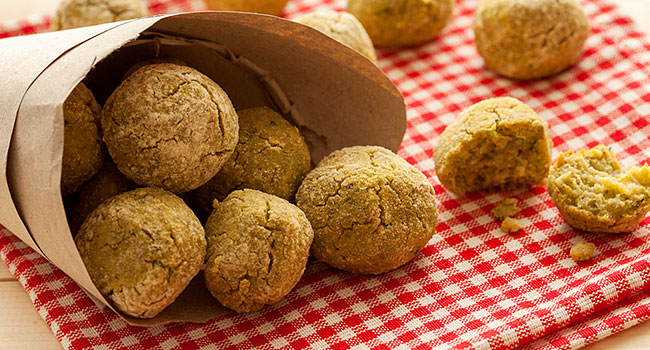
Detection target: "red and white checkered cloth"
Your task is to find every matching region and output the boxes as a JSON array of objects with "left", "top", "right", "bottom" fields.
[{"left": 2, "top": 0, "right": 650, "bottom": 348}]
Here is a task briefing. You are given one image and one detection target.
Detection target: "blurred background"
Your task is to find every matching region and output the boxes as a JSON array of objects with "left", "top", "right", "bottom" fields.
[
  {"left": 0, "top": 0, "right": 59, "bottom": 20},
  {"left": 0, "top": 0, "right": 648, "bottom": 35}
]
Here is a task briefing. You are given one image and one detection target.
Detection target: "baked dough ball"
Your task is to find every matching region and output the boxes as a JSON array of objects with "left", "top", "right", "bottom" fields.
[
  {"left": 474, "top": 0, "right": 590, "bottom": 80},
  {"left": 294, "top": 11, "right": 377, "bottom": 62},
  {"left": 75, "top": 187, "right": 206, "bottom": 318},
  {"left": 296, "top": 146, "right": 438, "bottom": 275},
  {"left": 434, "top": 97, "right": 552, "bottom": 195},
  {"left": 51, "top": 0, "right": 149, "bottom": 31},
  {"left": 548, "top": 145, "right": 650, "bottom": 233},
  {"left": 68, "top": 161, "right": 134, "bottom": 233},
  {"left": 194, "top": 107, "right": 311, "bottom": 214},
  {"left": 101, "top": 63, "right": 239, "bottom": 193},
  {"left": 204, "top": 189, "right": 313, "bottom": 313},
  {"left": 347, "top": 0, "right": 455, "bottom": 48},
  {"left": 202, "top": 0, "right": 288, "bottom": 15},
  {"left": 61, "top": 82, "right": 105, "bottom": 195}
]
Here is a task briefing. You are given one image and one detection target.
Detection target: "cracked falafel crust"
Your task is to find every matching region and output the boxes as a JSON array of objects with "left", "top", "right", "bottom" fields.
[
  {"left": 434, "top": 97, "right": 553, "bottom": 195},
  {"left": 473, "top": 0, "right": 590, "bottom": 80},
  {"left": 194, "top": 106, "right": 311, "bottom": 214},
  {"left": 51, "top": 0, "right": 149, "bottom": 31},
  {"left": 548, "top": 145, "right": 650, "bottom": 233},
  {"left": 61, "top": 82, "right": 105, "bottom": 195},
  {"left": 294, "top": 11, "right": 377, "bottom": 62},
  {"left": 75, "top": 187, "right": 206, "bottom": 318},
  {"left": 296, "top": 146, "right": 438, "bottom": 275},
  {"left": 101, "top": 63, "right": 239, "bottom": 193},
  {"left": 204, "top": 189, "right": 314, "bottom": 313}
]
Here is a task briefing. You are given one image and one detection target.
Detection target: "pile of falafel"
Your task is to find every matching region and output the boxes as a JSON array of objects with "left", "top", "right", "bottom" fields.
[
  {"left": 64, "top": 62, "right": 439, "bottom": 318},
  {"left": 55, "top": 0, "right": 600, "bottom": 320}
]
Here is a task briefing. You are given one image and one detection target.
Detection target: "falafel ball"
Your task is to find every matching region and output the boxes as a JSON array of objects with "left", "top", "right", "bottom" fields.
[
  {"left": 347, "top": 0, "right": 455, "bottom": 48},
  {"left": 204, "top": 189, "right": 314, "bottom": 313},
  {"left": 434, "top": 97, "right": 553, "bottom": 195},
  {"left": 61, "top": 82, "right": 105, "bottom": 195},
  {"left": 548, "top": 145, "right": 650, "bottom": 233},
  {"left": 296, "top": 146, "right": 438, "bottom": 275},
  {"left": 51, "top": 0, "right": 149, "bottom": 31},
  {"left": 294, "top": 11, "right": 377, "bottom": 62},
  {"left": 474, "top": 0, "right": 590, "bottom": 80},
  {"left": 75, "top": 187, "right": 206, "bottom": 318},
  {"left": 101, "top": 63, "right": 239, "bottom": 193},
  {"left": 194, "top": 107, "right": 311, "bottom": 215}
]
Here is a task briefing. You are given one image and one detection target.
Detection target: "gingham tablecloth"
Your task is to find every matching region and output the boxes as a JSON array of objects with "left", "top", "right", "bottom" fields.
[{"left": 2, "top": 0, "right": 650, "bottom": 349}]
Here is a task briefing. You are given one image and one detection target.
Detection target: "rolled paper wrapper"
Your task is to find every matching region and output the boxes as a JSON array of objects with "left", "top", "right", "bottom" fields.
[{"left": 0, "top": 12, "right": 406, "bottom": 325}]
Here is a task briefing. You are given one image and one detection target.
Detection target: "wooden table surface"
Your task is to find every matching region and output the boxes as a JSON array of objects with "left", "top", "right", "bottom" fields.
[{"left": 1, "top": 1, "right": 650, "bottom": 349}]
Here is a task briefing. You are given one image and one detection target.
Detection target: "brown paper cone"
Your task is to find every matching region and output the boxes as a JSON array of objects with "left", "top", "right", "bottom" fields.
[{"left": 0, "top": 11, "right": 406, "bottom": 325}]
